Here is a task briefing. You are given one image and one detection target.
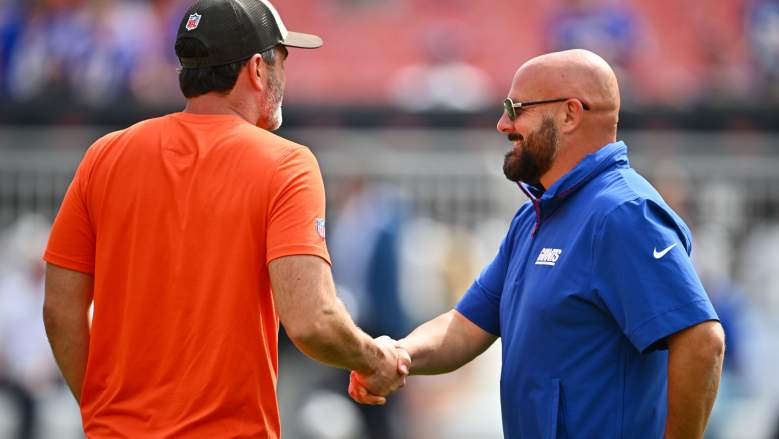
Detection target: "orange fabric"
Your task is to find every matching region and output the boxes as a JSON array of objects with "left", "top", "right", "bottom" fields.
[{"left": 44, "top": 112, "right": 330, "bottom": 439}]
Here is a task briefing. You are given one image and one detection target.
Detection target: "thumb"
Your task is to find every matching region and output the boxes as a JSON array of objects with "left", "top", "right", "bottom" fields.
[{"left": 396, "top": 348, "right": 411, "bottom": 376}]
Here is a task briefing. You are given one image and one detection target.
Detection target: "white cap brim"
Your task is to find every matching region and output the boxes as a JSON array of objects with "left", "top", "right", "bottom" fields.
[{"left": 282, "top": 31, "right": 323, "bottom": 49}]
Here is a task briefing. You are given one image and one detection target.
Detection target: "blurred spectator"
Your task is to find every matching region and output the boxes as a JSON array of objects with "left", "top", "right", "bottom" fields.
[
  {"left": 1, "top": 0, "right": 186, "bottom": 107},
  {"left": 0, "top": 214, "right": 60, "bottom": 439},
  {"left": 125, "top": 0, "right": 188, "bottom": 106},
  {"left": 1, "top": 0, "right": 777, "bottom": 109},
  {"left": 331, "top": 180, "right": 411, "bottom": 339},
  {"left": 693, "top": 224, "right": 748, "bottom": 375},
  {"left": 4, "top": 0, "right": 94, "bottom": 102},
  {"left": 0, "top": 0, "right": 23, "bottom": 95},
  {"left": 677, "top": 0, "right": 752, "bottom": 105},
  {"left": 330, "top": 179, "right": 411, "bottom": 439},
  {"left": 746, "top": 0, "right": 779, "bottom": 100},
  {"left": 388, "top": 21, "right": 493, "bottom": 112},
  {"left": 545, "top": 0, "right": 644, "bottom": 102}
]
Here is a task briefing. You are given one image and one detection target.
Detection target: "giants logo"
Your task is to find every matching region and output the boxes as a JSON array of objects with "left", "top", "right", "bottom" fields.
[{"left": 535, "top": 248, "right": 562, "bottom": 266}]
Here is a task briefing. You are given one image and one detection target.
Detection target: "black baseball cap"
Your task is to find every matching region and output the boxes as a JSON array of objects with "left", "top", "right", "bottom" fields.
[{"left": 175, "top": 0, "right": 323, "bottom": 68}]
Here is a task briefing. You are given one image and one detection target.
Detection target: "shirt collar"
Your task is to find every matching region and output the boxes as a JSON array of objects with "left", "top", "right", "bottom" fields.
[{"left": 519, "top": 141, "right": 629, "bottom": 203}]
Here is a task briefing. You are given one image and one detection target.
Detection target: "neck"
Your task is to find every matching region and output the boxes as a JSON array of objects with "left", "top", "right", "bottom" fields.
[
  {"left": 539, "top": 135, "right": 615, "bottom": 189},
  {"left": 183, "top": 94, "right": 257, "bottom": 125}
]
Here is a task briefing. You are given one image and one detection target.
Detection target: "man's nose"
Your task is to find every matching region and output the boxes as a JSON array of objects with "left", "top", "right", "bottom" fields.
[{"left": 497, "top": 112, "right": 513, "bottom": 133}]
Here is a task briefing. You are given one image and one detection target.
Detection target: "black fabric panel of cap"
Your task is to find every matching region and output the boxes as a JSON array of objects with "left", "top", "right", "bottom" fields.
[
  {"left": 176, "top": 37, "right": 210, "bottom": 69},
  {"left": 227, "top": 0, "right": 251, "bottom": 63}
]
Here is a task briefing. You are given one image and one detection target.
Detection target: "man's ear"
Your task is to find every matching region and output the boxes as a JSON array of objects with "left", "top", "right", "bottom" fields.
[
  {"left": 246, "top": 53, "right": 265, "bottom": 92},
  {"left": 561, "top": 99, "right": 585, "bottom": 133}
]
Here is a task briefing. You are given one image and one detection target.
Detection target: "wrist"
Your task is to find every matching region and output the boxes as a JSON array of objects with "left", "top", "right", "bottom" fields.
[{"left": 356, "top": 336, "right": 383, "bottom": 375}]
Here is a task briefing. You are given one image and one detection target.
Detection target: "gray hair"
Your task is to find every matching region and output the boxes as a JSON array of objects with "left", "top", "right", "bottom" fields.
[{"left": 260, "top": 47, "right": 276, "bottom": 65}]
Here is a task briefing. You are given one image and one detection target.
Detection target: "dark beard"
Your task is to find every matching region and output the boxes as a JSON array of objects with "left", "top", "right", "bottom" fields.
[{"left": 502, "top": 116, "right": 559, "bottom": 185}]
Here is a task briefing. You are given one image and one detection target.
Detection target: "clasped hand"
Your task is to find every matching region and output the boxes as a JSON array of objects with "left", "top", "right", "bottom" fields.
[{"left": 348, "top": 336, "right": 410, "bottom": 405}]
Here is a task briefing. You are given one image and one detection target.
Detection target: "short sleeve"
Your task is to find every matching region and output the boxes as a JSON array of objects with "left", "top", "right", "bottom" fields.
[
  {"left": 44, "top": 149, "right": 97, "bottom": 274},
  {"left": 455, "top": 228, "right": 512, "bottom": 336},
  {"left": 266, "top": 146, "right": 330, "bottom": 265},
  {"left": 593, "top": 199, "right": 718, "bottom": 353}
]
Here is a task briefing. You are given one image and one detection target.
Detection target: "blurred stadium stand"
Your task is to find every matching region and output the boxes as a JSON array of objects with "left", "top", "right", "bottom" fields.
[{"left": 0, "top": 0, "right": 777, "bottom": 112}]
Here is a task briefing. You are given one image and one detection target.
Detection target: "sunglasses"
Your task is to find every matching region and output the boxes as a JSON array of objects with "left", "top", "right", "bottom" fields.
[{"left": 503, "top": 97, "right": 591, "bottom": 121}]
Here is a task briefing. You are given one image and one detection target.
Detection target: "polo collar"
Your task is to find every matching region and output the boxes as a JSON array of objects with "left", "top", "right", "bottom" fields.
[{"left": 518, "top": 141, "right": 629, "bottom": 235}]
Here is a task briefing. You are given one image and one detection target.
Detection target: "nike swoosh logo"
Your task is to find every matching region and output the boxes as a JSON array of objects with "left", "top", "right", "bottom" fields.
[{"left": 653, "top": 243, "right": 677, "bottom": 259}]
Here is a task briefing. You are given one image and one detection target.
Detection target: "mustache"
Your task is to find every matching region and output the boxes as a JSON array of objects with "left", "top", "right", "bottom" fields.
[{"left": 507, "top": 133, "right": 523, "bottom": 142}]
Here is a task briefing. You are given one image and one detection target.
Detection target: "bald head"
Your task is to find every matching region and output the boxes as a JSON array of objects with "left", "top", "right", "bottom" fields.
[
  {"left": 498, "top": 50, "right": 622, "bottom": 188},
  {"left": 513, "top": 49, "right": 620, "bottom": 122}
]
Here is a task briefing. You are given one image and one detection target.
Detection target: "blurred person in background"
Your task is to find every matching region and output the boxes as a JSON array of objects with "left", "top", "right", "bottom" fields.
[
  {"left": 0, "top": 0, "right": 189, "bottom": 107},
  {"left": 126, "top": 0, "right": 191, "bottom": 106},
  {"left": 330, "top": 178, "right": 411, "bottom": 439},
  {"left": 544, "top": 0, "right": 644, "bottom": 103},
  {"left": 388, "top": 20, "right": 493, "bottom": 112},
  {"left": 0, "top": 214, "right": 61, "bottom": 439},
  {"left": 1, "top": 0, "right": 139, "bottom": 105},
  {"left": 746, "top": 0, "right": 779, "bottom": 100},
  {"left": 41, "top": 0, "right": 408, "bottom": 437},
  {"left": 0, "top": 0, "right": 23, "bottom": 94},
  {"left": 351, "top": 49, "right": 725, "bottom": 439},
  {"left": 3, "top": 0, "right": 93, "bottom": 102}
]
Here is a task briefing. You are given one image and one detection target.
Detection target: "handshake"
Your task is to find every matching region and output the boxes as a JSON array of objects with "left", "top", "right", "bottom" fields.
[{"left": 348, "top": 336, "right": 412, "bottom": 405}]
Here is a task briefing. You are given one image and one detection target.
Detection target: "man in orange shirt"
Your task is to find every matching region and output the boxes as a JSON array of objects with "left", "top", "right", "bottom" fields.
[{"left": 42, "top": 0, "right": 409, "bottom": 437}]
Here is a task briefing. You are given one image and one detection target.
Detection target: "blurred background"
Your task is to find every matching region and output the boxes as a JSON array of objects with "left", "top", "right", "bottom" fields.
[{"left": 0, "top": 0, "right": 778, "bottom": 437}]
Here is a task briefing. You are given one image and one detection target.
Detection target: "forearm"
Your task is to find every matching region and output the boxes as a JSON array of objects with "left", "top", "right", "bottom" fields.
[
  {"left": 665, "top": 321, "right": 725, "bottom": 439},
  {"left": 43, "top": 311, "right": 90, "bottom": 403},
  {"left": 288, "top": 297, "right": 381, "bottom": 374},
  {"left": 399, "top": 310, "right": 496, "bottom": 375},
  {"left": 43, "top": 264, "right": 93, "bottom": 404}
]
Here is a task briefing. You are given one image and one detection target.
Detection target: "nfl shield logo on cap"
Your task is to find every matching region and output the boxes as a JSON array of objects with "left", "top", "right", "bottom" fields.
[{"left": 185, "top": 13, "right": 201, "bottom": 31}]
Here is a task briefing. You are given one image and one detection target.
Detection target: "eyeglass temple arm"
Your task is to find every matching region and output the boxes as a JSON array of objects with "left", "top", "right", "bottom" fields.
[{"left": 511, "top": 98, "right": 590, "bottom": 110}]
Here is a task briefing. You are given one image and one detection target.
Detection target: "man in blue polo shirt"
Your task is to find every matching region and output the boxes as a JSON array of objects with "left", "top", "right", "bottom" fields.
[{"left": 349, "top": 49, "right": 725, "bottom": 438}]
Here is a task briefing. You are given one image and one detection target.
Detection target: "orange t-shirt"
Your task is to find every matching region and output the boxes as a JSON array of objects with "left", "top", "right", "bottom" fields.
[{"left": 44, "top": 112, "right": 330, "bottom": 438}]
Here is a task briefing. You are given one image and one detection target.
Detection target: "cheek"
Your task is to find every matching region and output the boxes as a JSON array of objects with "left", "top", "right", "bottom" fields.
[{"left": 513, "top": 120, "right": 535, "bottom": 141}]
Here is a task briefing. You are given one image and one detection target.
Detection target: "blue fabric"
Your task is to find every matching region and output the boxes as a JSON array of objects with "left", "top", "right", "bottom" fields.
[{"left": 456, "top": 141, "right": 718, "bottom": 439}]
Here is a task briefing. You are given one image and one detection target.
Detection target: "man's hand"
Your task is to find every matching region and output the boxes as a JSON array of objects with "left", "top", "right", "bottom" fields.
[{"left": 348, "top": 336, "right": 410, "bottom": 405}]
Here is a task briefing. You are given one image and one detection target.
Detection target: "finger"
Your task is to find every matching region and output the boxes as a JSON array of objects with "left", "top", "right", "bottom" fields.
[
  {"left": 349, "top": 387, "right": 384, "bottom": 405},
  {"left": 365, "top": 396, "right": 387, "bottom": 405},
  {"left": 349, "top": 372, "right": 387, "bottom": 405},
  {"left": 357, "top": 392, "right": 387, "bottom": 405},
  {"left": 396, "top": 348, "right": 411, "bottom": 376},
  {"left": 349, "top": 385, "right": 386, "bottom": 405},
  {"left": 349, "top": 374, "right": 376, "bottom": 404},
  {"left": 351, "top": 371, "right": 369, "bottom": 389}
]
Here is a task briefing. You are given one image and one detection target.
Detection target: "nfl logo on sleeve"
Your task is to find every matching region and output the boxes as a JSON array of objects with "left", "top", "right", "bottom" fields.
[
  {"left": 185, "top": 13, "right": 202, "bottom": 31},
  {"left": 315, "top": 218, "right": 326, "bottom": 239}
]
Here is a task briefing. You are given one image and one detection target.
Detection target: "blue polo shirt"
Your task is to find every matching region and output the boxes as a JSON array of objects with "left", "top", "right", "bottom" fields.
[{"left": 456, "top": 141, "right": 718, "bottom": 438}]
